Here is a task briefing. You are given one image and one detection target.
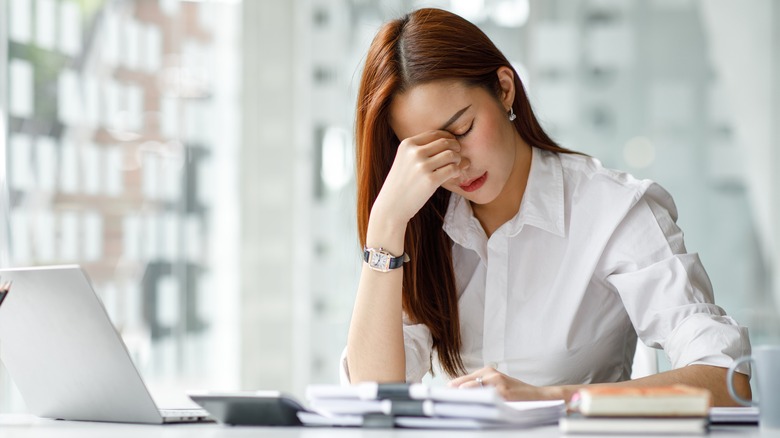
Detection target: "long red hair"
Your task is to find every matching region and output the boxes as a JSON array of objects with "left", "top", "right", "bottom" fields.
[{"left": 355, "top": 8, "right": 574, "bottom": 378}]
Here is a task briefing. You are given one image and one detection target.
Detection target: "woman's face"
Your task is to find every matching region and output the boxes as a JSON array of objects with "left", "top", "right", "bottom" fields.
[{"left": 388, "top": 79, "right": 521, "bottom": 206}]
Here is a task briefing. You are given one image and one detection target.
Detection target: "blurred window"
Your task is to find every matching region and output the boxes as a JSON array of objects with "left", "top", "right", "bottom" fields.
[{"left": 1, "top": 0, "right": 241, "bottom": 408}]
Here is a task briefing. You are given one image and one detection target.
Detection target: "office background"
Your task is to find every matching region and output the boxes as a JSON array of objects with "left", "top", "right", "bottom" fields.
[{"left": 0, "top": 0, "right": 777, "bottom": 410}]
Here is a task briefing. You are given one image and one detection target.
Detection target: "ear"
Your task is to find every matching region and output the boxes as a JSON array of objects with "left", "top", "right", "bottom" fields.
[{"left": 496, "top": 66, "right": 516, "bottom": 111}]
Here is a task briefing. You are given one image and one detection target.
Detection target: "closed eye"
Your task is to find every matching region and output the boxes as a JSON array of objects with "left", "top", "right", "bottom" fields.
[{"left": 455, "top": 122, "right": 474, "bottom": 139}]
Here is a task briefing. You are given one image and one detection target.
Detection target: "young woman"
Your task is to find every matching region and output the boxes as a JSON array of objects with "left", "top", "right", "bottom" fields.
[{"left": 343, "top": 8, "right": 751, "bottom": 406}]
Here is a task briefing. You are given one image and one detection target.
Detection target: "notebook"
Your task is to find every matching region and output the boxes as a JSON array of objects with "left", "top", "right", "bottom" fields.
[
  {"left": 559, "top": 414, "right": 708, "bottom": 435},
  {"left": 0, "top": 265, "right": 210, "bottom": 424}
]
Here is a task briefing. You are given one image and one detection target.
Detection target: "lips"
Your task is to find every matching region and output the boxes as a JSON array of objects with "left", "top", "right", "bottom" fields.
[{"left": 459, "top": 172, "right": 487, "bottom": 192}]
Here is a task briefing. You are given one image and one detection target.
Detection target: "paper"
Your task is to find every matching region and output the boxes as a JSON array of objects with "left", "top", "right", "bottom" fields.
[
  {"left": 305, "top": 383, "right": 565, "bottom": 430},
  {"left": 306, "top": 382, "right": 502, "bottom": 404},
  {"left": 709, "top": 407, "right": 759, "bottom": 424},
  {"left": 298, "top": 400, "right": 565, "bottom": 430}
]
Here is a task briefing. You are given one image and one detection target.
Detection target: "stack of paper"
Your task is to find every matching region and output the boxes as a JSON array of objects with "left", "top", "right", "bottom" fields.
[
  {"left": 560, "top": 385, "right": 712, "bottom": 435},
  {"left": 302, "top": 383, "right": 565, "bottom": 429},
  {"left": 709, "top": 407, "right": 759, "bottom": 425}
]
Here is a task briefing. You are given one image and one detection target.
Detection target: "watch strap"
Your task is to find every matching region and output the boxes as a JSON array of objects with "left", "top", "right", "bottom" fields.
[{"left": 363, "top": 247, "right": 410, "bottom": 271}]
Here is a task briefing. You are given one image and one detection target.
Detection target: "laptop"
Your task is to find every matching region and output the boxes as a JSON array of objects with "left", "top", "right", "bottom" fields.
[{"left": 0, "top": 265, "right": 211, "bottom": 424}]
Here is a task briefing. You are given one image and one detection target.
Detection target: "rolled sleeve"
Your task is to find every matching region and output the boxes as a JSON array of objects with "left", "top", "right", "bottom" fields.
[
  {"left": 402, "top": 314, "right": 434, "bottom": 383},
  {"left": 604, "top": 188, "right": 751, "bottom": 376},
  {"left": 338, "top": 313, "right": 434, "bottom": 385},
  {"left": 666, "top": 313, "right": 751, "bottom": 374},
  {"left": 608, "top": 255, "right": 751, "bottom": 375}
]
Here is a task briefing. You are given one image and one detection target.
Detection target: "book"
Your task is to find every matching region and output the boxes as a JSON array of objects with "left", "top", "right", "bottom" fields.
[
  {"left": 560, "top": 414, "right": 708, "bottom": 435},
  {"left": 570, "top": 385, "right": 712, "bottom": 417}
]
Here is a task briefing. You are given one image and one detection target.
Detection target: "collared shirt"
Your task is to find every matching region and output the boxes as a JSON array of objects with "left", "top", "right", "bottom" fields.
[{"left": 342, "top": 148, "right": 751, "bottom": 385}]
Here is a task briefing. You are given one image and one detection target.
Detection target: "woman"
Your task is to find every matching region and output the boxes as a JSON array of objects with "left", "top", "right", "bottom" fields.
[{"left": 343, "top": 8, "right": 751, "bottom": 406}]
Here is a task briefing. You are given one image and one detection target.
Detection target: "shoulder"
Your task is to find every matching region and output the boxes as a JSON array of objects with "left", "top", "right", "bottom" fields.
[
  {"left": 554, "top": 151, "right": 675, "bottom": 215},
  {"left": 533, "top": 150, "right": 679, "bottom": 240},
  {"left": 557, "top": 152, "right": 645, "bottom": 193}
]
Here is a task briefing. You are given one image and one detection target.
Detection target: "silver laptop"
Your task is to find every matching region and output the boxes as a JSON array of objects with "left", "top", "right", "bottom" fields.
[{"left": 0, "top": 265, "right": 210, "bottom": 424}]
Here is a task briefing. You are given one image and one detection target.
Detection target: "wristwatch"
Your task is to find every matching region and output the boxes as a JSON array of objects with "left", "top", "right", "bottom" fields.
[{"left": 363, "top": 247, "right": 410, "bottom": 272}]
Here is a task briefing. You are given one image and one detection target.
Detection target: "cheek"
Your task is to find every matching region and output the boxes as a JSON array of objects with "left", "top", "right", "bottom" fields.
[{"left": 465, "top": 117, "right": 504, "bottom": 158}]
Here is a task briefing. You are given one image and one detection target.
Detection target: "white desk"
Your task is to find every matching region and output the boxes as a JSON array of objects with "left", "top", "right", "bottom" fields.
[{"left": 0, "top": 415, "right": 770, "bottom": 437}]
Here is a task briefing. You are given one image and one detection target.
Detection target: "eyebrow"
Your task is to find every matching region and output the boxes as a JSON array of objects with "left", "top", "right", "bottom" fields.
[{"left": 439, "top": 105, "right": 471, "bottom": 130}]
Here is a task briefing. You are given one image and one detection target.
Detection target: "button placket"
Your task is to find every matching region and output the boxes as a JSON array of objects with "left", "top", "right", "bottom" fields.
[{"left": 482, "top": 234, "right": 508, "bottom": 369}]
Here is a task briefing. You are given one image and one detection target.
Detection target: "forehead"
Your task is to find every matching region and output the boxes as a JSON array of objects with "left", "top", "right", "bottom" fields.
[{"left": 388, "top": 80, "right": 486, "bottom": 138}]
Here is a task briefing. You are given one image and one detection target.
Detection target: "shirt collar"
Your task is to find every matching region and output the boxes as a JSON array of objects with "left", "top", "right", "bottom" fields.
[
  {"left": 443, "top": 147, "right": 566, "bottom": 244},
  {"left": 442, "top": 192, "right": 486, "bottom": 252}
]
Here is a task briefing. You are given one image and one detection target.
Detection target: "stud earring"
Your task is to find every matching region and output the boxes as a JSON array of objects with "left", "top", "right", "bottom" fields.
[{"left": 508, "top": 107, "right": 517, "bottom": 121}]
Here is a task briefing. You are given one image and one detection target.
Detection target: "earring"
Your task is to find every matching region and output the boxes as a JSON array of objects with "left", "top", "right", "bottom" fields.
[{"left": 508, "top": 107, "right": 517, "bottom": 121}]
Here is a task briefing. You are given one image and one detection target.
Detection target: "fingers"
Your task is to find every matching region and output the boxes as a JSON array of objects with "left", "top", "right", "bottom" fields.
[
  {"left": 446, "top": 368, "right": 537, "bottom": 401},
  {"left": 424, "top": 148, "right": 461, "bottom": 173},
  {"left": 448, "top": 370, "right": 480, "bottom": 388},
  {"left": 398, "top": 132, "right": 463, "bottom": 186},
  {"left": 376, "top": 129, "right": 462, "bottom": 223},
  {"left": 401, "top": 132, "right": 459, "bottom": 156},
  {"left": 448, "top": 366, "right": 498, "bottom": 389},
  {"left": 403, "top": 130, "right": 456, "bottom": 148},
  {"left": 458, "top": 377, "right": 488, "bottom": 389},
  {"left": 457, "top": 156, "right": 471, "bottom": 172}
]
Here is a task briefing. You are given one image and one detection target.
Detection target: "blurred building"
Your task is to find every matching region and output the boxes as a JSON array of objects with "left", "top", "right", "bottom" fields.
[{"left": 1, "top": 0, "right": 241, "bottom": 409}]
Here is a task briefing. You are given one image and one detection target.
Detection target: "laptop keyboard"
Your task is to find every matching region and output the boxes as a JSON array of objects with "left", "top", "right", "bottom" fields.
[{"left": 160, "top": 408, "right": 208, "bottom": 418}]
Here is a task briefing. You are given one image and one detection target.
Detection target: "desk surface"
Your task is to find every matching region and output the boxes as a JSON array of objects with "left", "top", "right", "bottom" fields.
[{"left": 0, "top": 415, "right": 771, "bottom": 438}]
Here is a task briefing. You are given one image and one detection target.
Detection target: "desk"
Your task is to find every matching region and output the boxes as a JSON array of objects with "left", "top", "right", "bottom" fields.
[{"left": 0, "top": 415, "right": 770, "bottom": 437}]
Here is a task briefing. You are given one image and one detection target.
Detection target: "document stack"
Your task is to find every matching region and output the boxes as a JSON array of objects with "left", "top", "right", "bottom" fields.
[
  {"left": 302, "top": 382, "right": 565, "bottom": 429},
  {"left": 560, "top": 385, "right": 712, "bottom": 435}
]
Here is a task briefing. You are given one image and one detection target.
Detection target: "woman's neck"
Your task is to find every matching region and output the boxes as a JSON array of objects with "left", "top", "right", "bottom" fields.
[{"left": 471, "top": 139, "right": 533, "bottom": 238}]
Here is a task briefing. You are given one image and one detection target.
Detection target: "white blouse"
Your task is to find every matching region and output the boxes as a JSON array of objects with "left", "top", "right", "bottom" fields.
[{"left": 342, "top": 147, "right": 751, "bottom": 385}]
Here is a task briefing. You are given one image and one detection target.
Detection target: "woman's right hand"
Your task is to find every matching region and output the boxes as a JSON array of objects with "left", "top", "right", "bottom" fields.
[
  {"left": 351, "top": 131, "right": 461, "bottom": 383},
  {"left": 371, "top": 131, "right": 465, "bottom": 229}
]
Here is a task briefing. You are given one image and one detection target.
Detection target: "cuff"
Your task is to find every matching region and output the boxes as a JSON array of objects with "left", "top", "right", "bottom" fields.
[{"left": 665, "top": 313, "right": 752, "bottom": 376}]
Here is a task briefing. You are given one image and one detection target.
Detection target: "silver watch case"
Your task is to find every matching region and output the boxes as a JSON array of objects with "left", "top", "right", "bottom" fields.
[{"left": 364, "top": 247, "right": 408, "bottom": 272}]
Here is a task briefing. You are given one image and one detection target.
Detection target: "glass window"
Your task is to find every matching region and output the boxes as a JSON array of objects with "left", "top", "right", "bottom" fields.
[{"left": 2, "top": 0, "right": 242, "bottom": 409}]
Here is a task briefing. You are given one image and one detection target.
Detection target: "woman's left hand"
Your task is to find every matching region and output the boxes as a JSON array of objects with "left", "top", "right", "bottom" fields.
[{"left": 448, "top": 366, "right": 549, "bottom": 401}]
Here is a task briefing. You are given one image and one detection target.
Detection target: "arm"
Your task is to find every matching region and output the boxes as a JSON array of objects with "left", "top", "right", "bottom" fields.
[
  {"left": 452, "top": 189, "right": 751, "bottom": 406},
  {"left": 346, "top": 131, "right": 463, "bottom": 383},
  {"left": 451, "top": 364, "right": 751, "bottom": 406},
  {"left": 346, "top": 219, "right": 407, "bottom": 383}
]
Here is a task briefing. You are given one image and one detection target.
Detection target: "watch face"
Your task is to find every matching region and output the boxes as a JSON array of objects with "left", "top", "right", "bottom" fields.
[{"left": 370, "top": 250, "right": 390, "bottom": 270}]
